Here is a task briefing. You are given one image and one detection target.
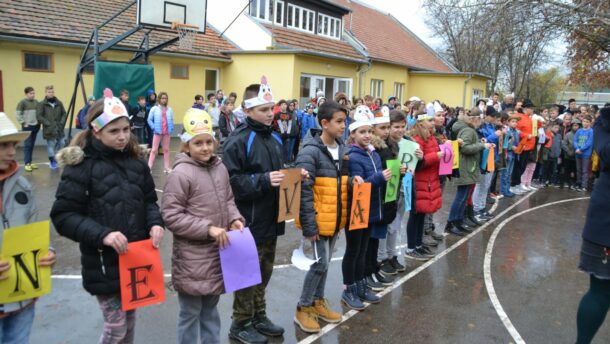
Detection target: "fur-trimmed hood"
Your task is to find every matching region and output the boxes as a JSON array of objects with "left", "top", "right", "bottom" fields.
[
  {"left": 56, "top": 144, "right": 151, "bottom": 167},
  {"left": 370, "top": 134, "right": 388, "bottom": 150}
]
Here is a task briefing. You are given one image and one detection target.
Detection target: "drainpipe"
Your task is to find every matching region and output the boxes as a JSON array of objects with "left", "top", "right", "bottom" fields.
[
  {"left": 462, "top": 73, "right": 473, "bottom": 108},
  {"left": 357, "top": 59, "right": 372, "bottom": 98}
]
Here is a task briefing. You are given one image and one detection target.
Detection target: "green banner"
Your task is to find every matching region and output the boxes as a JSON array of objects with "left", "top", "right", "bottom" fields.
[
  {"left": 93, "top": 62, "right": 155, "bottom": 108},
  {"left": 384, "top": 159, "right": 401, "bottom": 202}
]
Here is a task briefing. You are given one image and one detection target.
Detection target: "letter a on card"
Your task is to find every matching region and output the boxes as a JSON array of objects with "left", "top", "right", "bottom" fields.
[
  {"left": 278, "top": 168, "right": 301, "bottom": 223},
  {"left": 0, "top": 221, "right": 51, "bottom": 303},
  {"left": 119, "top": 239, "right": 165, "bottom": 311},
  {"left": 350, "top": 183, "right": 371, "bottom": 230}
]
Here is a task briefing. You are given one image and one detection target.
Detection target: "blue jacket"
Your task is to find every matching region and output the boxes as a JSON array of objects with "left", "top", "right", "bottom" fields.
[
  {"left": 299, "top": 113, "right": 318, "bottom": 140},
  {"left": 147, "top": 105, "right": 174, "bottom": 135},
  {"left": 348, "top": 145, "right": 385, "bottom": 224},
  {"left": 479, "top": 121, "right": 499, "bottom": 162},
  {"left": 574, "top": 128, "right": 594, "bottom": 158},
  {"left": 503, "top": 127, "right": 520, "bottom": 158}
]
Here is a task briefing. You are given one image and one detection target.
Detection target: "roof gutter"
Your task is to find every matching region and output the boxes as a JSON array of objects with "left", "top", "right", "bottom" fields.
[
  {"left": 0, "top": 34, "right": 232, "bottom": 62},
  {"left": 221, "top": 49, "right": 367, "bottom": 64},
  {"left": 357, "top": 59, "right": 372, "bottom": 98}
]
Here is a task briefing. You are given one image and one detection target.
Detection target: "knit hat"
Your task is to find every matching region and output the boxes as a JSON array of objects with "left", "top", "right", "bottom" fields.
[
  {"left": 374, "top": 106, "right": 390, "bottom": 125},
  {"left": 88, "top": 96, "right": 96, "bottom": 101},
  {"left": 388, "top": 96, "right": 397, "bottom": 102},
  {"left": 180, "top": 108, "right": 214, "bottom": 143},
  {"left": 349, "top": 105, "right": 375, "bottom": 132},
  {"left": 91, "top": 88, "right": 129, "bottom": 132},
  {"left": 0, "top": 113, "right": 29, "bottom": 143},
  {"left": 572, "top": 118, "right": 582, "bottom": 125},
  {"left": 486, "top": 105, "right": 499, "bottom": 117},
  {"left": 147, "top": 89, "right": 155, "bottom": 96},
  {"left": 244, "top": 76, "right": 274, "bottom": 109}
]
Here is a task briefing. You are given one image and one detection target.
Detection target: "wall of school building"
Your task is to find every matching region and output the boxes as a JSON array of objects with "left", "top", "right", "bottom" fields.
[
  {"left": 361, "top": 62, "right": 409, "bottom": 104},
  {"left": 0, "top": 41, "right": 226, "bottom": 128},
  {"left": 407, "top": 73, "right": 488, "bottom": 109}
]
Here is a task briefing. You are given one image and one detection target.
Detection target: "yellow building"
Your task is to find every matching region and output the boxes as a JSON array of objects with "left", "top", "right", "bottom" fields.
[{"left": 0, "top": 0, "right": 490, "bottom": 128}]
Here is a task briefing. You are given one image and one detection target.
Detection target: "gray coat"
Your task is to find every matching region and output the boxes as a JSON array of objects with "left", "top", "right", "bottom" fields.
[
  {"left": 0, "top": 167, "right": 38, "bottom": 313},
  {"left": 562, "top": 131, "right": 576, "bottom": 159},
  {"left": 453, "top": 120, "right": 485, "bottom": 186}
]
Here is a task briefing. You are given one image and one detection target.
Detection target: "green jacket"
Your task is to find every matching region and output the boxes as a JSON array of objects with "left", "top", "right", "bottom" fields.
[
  {"left": 453, "top": 120, "right": 485, "bottom": 186},
  {"left": 15, "top": 98, "right": 39, "bottom": 126},
  {"left": 37, "top": 97, "right": 67, "bottom": 139}
]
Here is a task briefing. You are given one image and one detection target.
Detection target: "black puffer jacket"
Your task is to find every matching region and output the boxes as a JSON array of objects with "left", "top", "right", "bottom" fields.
[
  {"left": 50, "top": 137, "right": 163, "bottom": 295},
  {"left": 222, "top": 117, "right": 285, "bottom": 244},
  {"left": 295, "top": 129, "right": 350, "bottom": 237}
]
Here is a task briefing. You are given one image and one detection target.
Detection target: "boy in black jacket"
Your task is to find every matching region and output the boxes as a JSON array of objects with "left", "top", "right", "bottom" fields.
[
  {"left": 130, "top": 96, "right": 147, "bottom": 144},
  {"left": 223, "top": 77, "right": 306, "bottom": 343}
]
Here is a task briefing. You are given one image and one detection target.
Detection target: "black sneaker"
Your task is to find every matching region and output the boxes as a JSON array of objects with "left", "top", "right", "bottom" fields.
[
  {"left": 445, "top": 222, "right": 466, "bottom": 237},
  {"left": 365, "top": 275, "right": 384, "bottom": 291},
  {"left": 229, "top": 321, "right": 268, "bottom": 344},
  {"left": 405, "top": 249, "right": 430, "bottom": 261},
  {"left": 483, "top": 210, "right": 495, "bottom": 219},
  {"left": 417, "top": 246, "right": 435, "bottom": 258},
  {"left": 373, "top": 272, "right": 394, "bottom": 286},
  {"left": 389, "top": 256, "right": 406, "bottom": 272},
  {"left": 379, "top": 259, "right": 397, "bottom": 275},
  {"left": 252, "top": 313, "right": 284, "bottom": 337}
]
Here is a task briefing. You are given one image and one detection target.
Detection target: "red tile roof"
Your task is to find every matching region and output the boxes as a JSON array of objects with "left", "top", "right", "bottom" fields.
[
  {"left": 265, "top": 25, "right": 365, "bottom": 62},
  {"left": 333, "top": 0, "right": 454, "bottom": 72},
  {"left": 0, "top": 0, "right": 235, "bottom": 60}
]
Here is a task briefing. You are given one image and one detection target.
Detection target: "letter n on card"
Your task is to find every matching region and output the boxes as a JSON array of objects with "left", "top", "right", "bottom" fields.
[
  {"left": 349, "top": 183, "right": 371, "bottom": 230},
  {"left": 278, "top": 168, "right": 301, "bottom": 223},
  {"left": 119, "top": 239, "right": 165, "bottom": 311}
]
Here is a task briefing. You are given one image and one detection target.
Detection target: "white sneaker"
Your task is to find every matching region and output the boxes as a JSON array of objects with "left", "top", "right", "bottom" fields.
[
  {"left": 518, "top": 184, "right": 531, "bottom": 192},
  {"left": 510, "top": 186, "right": 523, "bottom": 195},
  {"left": 528, "top": 185, "right": 538, "bottom": 190}
]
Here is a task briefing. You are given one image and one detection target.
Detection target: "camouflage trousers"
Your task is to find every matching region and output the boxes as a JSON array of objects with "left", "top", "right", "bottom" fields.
[{"left": 232, "top": 238, "right": 277, "bottom": 323}]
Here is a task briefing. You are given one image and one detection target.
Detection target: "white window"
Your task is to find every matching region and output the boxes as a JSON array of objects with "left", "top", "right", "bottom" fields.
[
  {"left": 317, "top": 13, "right": 341, "bottom": 39},
  {"left": 371, "top": 79, "right": 383, "bottom": 98},
  {"left": 300, "top": 74, "right": 352, "bottom": 107},
  {"left": 249, "top": 0, "right": 275, "bottom": 22},
  {"left": 472, "top": 89, "right": 483, "bottom": 107},
  {"left": 287, "top": 4, "right": 315, "bottom": 33},
  {"left": 275, "top": 0, "right": 284, "bottom": 25},
  {"left": 393, "top": 83, "right": 405, "bottom": 104}
]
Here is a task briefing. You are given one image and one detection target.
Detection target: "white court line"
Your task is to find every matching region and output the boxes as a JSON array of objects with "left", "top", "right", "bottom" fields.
[
  {"left": 483, "top": 196, "right": 590, "bottom": 344},
  {"left": 297, "top": 190, "right": 537, "bottom": 344},
  {"left": 51, "top": 191, "right": 500, "bottom": 279}
]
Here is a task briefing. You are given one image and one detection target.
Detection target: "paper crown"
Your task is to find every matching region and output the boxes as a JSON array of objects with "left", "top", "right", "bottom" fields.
[
  {"left": 244, "top": 76, "right": 274, "bottom": 109},
  {"left": 374, "top": 106, "right": 390, "bottom": 125},
  {"left": 91, "top": 88, "right": 129, "bottom": 132},
  {"left": 349, "top": 105, "right": 375, "bottom": 131},
  {"left": 434, "top": 101, "right": 443, "bottom": 113},
  {"left": 180, "top": 108, "right": 215, "bottom": 143}
]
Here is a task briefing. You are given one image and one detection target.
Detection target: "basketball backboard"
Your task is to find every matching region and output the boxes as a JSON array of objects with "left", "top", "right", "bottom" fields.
[{"left": 137, "top": 0, "right": 207, "bottom": 33}]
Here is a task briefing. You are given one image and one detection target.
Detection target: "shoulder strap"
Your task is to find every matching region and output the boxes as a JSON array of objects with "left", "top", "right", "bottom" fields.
[{"left": 247, "top": 131, "right": 257, "bottom": 159}]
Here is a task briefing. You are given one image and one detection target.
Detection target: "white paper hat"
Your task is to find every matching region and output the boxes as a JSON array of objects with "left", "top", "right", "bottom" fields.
[
  {"left": 91, "top": 88, "right": 129, "bottom": 132},
  {"left": 409, "top": 96, "right": 421, "bottom": 102},
  {"left": 434, "top": 101, "right": 444, "bottom": 113},
  {"left": 349, "top": 105, "right": 375, "bottom": 131},
  {"left": 373, "top": 106, "right": 390, "bottom": 125},
  {"left": 244, "top": 76, "right": 274, "bottom": 109}
]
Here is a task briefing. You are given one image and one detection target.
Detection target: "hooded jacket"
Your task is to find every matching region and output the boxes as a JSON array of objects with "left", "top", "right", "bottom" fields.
[
  {"left": 50, "top": 138, "right": 163, "bottom": 295},
  {"left": 452, "top": 120, "right": 485, "bottom": 186},
  {"left": 562, "top": 130, "right": 577, "bottom": 159},
  {"left": 371, "top": 135, "right": 399, "bottom": 225},
  {"left": 36, "top": 97, "right": 67, "bottom": 139},
  {"left": 295, "top": 129, "right": 349, "bottom": 237},
  {"left": 222, "top": 117, "right": 285, "bottom": 243},
  {"left": 412, "top": 134, "right": 442, "bottom": 214},
  {"left": 348, "top": 144, "right": 385, "bottom": 224},
  {"left": 0, "top": 164, "right": 39, "bottom": 313},
  {"left": 162, "top": 153, "right": 244, "bottom": 296}
]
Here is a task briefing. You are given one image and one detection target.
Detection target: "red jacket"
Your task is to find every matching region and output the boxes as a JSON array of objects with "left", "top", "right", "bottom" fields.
[
  {"left": 516, "top": 113, "right": 537, "bottom": 152},
  {"left": 413, "top": 134, "right": 442, "bottom": 214}
]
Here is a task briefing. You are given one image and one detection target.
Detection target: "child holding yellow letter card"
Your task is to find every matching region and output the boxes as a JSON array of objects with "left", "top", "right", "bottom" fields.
[
  {"left": 0, "top": 112, "right": 55, "bottom": 343},
  {"left": 51, "top": 90, "right": 164, "bottom": 344}
]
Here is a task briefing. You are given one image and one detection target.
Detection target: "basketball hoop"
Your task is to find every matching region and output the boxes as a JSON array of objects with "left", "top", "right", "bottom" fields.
[{"left": 172, "top": 23, "right": 198, "bottom": 50}]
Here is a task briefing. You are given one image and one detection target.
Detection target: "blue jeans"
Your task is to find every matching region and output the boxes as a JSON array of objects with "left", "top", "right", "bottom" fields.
[
  {"left": 0, "top": 304, "right": 35, "bottom": 344},
  {"left": 132, "top": 127, "right": 146, "bottom": 144},
  {"left": 282, "top": 138, "right": 296, "bottom": 163},
  {"left": 46, "top": 137, "right": 65, "bottom": 161},
  {"left": 501, "top": 155, "right": 515, "bottom": 195},
  {"left": 21, "top": 125, "right": 40, "bottom": 165},
  {"left": 448, "top": 184, "right": 471, "bottom": 222}
]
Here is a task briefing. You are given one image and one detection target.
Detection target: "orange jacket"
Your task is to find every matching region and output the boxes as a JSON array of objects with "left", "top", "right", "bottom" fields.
[{"left": 516, "top": 113, "right": 536, "bottom": 152}]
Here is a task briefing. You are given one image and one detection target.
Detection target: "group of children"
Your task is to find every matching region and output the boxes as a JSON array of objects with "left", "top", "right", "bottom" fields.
[{"left": 3, "top": 77, "right": 605, "bottom": 344}]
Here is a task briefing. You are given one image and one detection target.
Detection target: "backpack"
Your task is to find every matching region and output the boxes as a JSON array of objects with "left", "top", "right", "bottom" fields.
[{"left": 76, "top": 105, "right": 89, "bottom": 129}]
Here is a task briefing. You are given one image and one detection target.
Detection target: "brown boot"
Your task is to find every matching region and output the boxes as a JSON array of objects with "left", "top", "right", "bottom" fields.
[
  {"left": 294, "top": 305, "right": 320, "bottom": 333},
  {"left": 314, "top": 298, "right": 342, "bottom": 323}
]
